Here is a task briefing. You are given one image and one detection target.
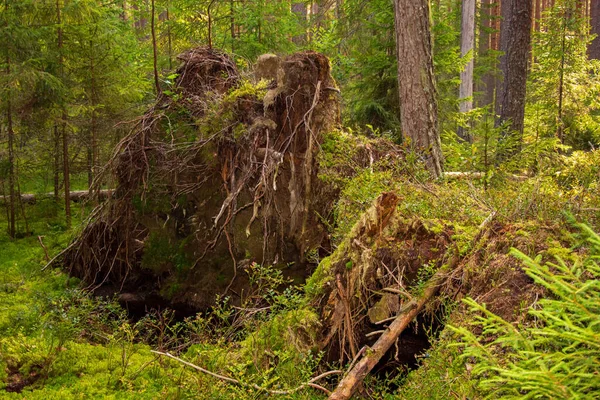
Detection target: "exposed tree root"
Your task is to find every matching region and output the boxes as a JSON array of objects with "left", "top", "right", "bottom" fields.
[
  {"left": 60, "top": 47, "right": 344, "bottom": 309},
  {"left": 319, "top": 203, "right": 499, "bottom": 399}
]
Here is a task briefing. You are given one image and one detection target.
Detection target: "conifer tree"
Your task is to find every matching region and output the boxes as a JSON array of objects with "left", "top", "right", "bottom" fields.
[
  {"left": 394, "top": 0, "right": 443, "bottom": 178},
  {"left": 496, "top": 0, "right": 533, "bottom": 160}
]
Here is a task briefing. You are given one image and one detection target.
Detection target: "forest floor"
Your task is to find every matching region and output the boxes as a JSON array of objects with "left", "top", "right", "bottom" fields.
[{"left": 2, "top": 165, "right": 596, "bottom": 399}]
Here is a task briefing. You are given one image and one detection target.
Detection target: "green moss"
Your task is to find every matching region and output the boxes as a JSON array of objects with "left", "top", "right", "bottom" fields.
[
  {"left": 222, "top": 79, "right": 268, "bottom": 104},
  {"left": 132, "top": 191, "right": 171, "bottom": 215},
  {"left": 240, "top": 307, "right": 320, "bottom": 381},
  {"left": 319, "top": 130, "right": 361, "bottom": 170},
  {"left": 451, "top": 224, "right": 479, "bottom": 255},
  {"left": 304, "top": 252, "right": 338, "bottom": 300},
  {"left": 140, "top": 230, "right": 192, "bottom": 275},
  {"left": 333, "top": 169, "right": 394, "bottom": 243},
  {"left": 140, "top": 232, "right": 173, "bottom": 273}
]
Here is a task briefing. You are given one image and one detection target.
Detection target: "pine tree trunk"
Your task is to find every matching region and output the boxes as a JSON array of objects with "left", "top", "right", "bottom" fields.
[
  {"left": 229, "top": 0, "right": 235, "bottom": 53},
  {"left": 151, "top": 0, "right": 160, "bottom": 95},
  {"left": 591, "top": 0, "right": 600, "bottom": 59},
  {"left": 57, "top": 0, "right": 71, "bottom": 228},
  {"left": 495, "top": 0, "right": 533, "bottom": 160},
  {"left": 394, "top": 0, "right": 443, "bottom": 178},
  {"left": 5, "top": 53, "right": 16, "bottom": 239},
  {"left": 53, "top": 125, "right": 60, "bottom": 202},
  {"left": 458, "top": 0, "right": 476, "bottom": 142},
  {"left": 88, "top": 37, "right": 99, "bottom": 198},
  {"left": 478, "top": 0, "right": 498, "bottom": 108},
  {"left": 535, "top": 0, "right": 541, "bottom": 33},
  {"left": 167, "top": 0, "right": 172, "bottom": 69},
  {"left": 121, "top": 0, "right": 127, "bottom": 21}
]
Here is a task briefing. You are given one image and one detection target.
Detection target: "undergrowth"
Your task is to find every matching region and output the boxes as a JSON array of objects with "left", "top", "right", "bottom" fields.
[
  {"left": 0, "top": 202, "right": 326, "bottom": 399},
  {"left": 450, "top": 222, "right": 600, "bottom": 399},
  {"left": 1, "top": 148, "right": 600, "bottom": 398}
]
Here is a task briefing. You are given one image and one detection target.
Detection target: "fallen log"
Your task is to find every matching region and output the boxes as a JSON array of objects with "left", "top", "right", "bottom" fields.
[
  {"left": 0, "top": 189, "right": 113, "bottom": 204},
  {"left": 445, "top": 171, "right": 528, "bottom": 181}
]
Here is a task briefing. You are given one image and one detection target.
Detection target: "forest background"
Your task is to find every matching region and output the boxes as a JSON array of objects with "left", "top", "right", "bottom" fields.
[{"left": 1, "top": 0, "right": 600, "bottom": 399}]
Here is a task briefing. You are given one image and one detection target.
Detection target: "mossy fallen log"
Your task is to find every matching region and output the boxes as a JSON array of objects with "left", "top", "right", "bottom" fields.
[{"left": 0, "top": 190, "right": 112, "bottom": 204}]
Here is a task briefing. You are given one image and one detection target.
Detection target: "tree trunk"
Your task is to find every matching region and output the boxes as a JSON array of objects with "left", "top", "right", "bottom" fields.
[
  {"left": 121, "top": 0, "right": 127, "bottom": 22},
  {"left": 495, "top": 0, "right": 533, "bottom": 160},
  {"left": 88, "top": 36, "right": 99, "bottom": 199},
  {"left": 394, "top": 0, "right": 443, "bottom": 178},
  {"left": 557, "top": 7, "right": 567, "bottom": 142},
  {"left": 167, "top": 0, "right": 172, "bottom": 70},
  {"left": 5, "top": 52, "right": 16, "bottom": 239},
  {"left": 53, "top": 125, "right": 60, "bottom": 202},
  {"left": 229, "top": 0, "right": 235, "bottom": 53},
  {"left": 292, "top": 2, "right": 308, "bottom": 44},
  {"left": 535, "top": 0, "right": 541, "bottom": 33},
  {"left": 477, "top": 0, "right": 496, "bottom": 107},
  {"left": 57, "top": 0, "right": 71, "bottom": 228},
  {"left": 458, "top": 0, "right": 476, "bottom": 141},
  {"left": 591, "top": 0, "right": 600, "bottom": 59},
  {"left": 151, "top": 0, "right": 160, "bottom": 95}
]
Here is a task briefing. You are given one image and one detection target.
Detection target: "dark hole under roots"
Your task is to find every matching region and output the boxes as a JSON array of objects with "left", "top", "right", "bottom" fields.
[{"left": 370, "top": 311, "right": 447, "bottom": 391}]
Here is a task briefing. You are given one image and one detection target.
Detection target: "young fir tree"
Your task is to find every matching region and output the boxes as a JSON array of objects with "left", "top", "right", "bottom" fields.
[{"left": 452, "top": 223, "right": 600, "bottom": 399}]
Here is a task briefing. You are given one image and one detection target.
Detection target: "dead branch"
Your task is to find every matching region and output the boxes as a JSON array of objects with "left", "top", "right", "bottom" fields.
[
  {"left": 151, "top": 350, "right": 341, "bottom": 396},
  {"left": 0, "top": 189, "right": 112, "bottom": 205},
  {"left": 38, "top": 236, "right": 50, "bottom": 262},
  {"left": 445, "top": 171, "right": 528, "bottom": 181}
]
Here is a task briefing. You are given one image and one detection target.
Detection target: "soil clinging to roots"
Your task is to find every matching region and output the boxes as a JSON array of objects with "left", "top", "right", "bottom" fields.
[{"left": 63, "top": 48, "right": 346, "bottom": 310}]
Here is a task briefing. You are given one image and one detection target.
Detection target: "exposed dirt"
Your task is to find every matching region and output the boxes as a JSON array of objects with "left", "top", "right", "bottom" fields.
[
  {"left": 443, "top": 222, "right": 558, "bottom": 322},
  {"left": 4, "top": 365, "right": 40, "bottom": 393}
]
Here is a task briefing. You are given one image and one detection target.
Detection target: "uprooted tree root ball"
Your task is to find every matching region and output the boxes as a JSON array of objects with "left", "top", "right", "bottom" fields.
[{"left": 61, "top": 48, "right": 396, "bottom": 310}]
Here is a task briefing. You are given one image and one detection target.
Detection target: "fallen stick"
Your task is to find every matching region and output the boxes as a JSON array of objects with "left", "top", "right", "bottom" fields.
[
  {"left": 151, "top": 350, "right": 342, "bottom": 396},
  {"left": 445, "top": 171, "right": 528, "bottom": 181},
  {"left": 38, "top": 236, "right": 50, "bottom": 262}
]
